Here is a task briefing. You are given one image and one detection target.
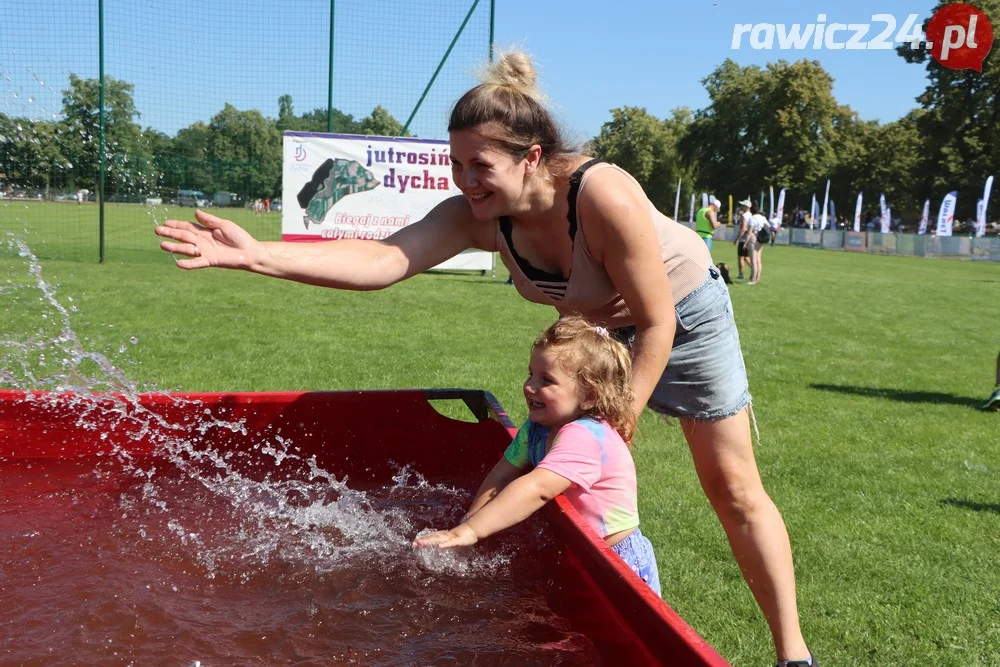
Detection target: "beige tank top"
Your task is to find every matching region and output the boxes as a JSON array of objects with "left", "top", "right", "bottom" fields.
[{"left": 496, "top": 160, "right": 712, "bottom": 328}]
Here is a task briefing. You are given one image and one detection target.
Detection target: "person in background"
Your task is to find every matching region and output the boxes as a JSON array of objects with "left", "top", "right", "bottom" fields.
[
  {"left": 746, "top": 202, "right": 769, "bottom": 285},
  {"left": 734, "top": 198, "right": 752, "bottom": 279},
  {"left": 413, "top": 315, "right": 660, "bottom": 596},
  {"left": 155, "top": 50, "right": 815, "bottom": 667},
  {"left": 695, "top": 195, "right": 723, "bottom": 251}
]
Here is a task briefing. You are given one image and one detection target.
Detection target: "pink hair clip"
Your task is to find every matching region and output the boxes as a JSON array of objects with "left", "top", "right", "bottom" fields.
[{"left": 594, "top": 325, "right": 610, "bottom": 338}]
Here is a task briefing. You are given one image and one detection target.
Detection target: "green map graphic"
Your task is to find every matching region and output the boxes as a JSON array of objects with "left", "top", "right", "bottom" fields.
[{"left": 297, "top": 158, "right": 380, "bottom": 229}]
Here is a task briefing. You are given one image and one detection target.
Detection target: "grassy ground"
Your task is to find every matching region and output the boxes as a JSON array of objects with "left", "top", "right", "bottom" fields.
[{"left": 1, "top": 205, "right": 998, "bottom": 666}]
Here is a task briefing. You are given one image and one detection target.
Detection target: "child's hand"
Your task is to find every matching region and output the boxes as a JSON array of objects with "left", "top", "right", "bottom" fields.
[{"left": 411, "top": 524, "right": 478, "bottom": 549}]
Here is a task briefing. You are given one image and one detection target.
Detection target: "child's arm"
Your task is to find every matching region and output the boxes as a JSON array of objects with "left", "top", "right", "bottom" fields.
[
  {"left": 413, "top": 468, "right": 571, "bottom": 549},
  {"left": 461, "top": 458, "right": 525, "bottom": 522}
]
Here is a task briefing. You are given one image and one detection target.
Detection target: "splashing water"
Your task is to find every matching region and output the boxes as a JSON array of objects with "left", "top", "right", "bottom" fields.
[
  {"left": 0, "top": 238, "right": 596, "bottom": 664},
  {"left": 0, "top": 235, "right": 518, "bottom": 579}
]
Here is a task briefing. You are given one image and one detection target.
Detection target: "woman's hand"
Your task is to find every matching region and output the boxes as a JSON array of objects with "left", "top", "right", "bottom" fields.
[
  {"left": 155, "top": 209, "right": 264, "bottom": 271},
  {"left": 412, "top": 524, "right": 479, "bottom": 549}
]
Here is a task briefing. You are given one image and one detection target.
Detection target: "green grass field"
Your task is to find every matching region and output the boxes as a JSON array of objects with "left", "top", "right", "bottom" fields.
[{"left": 2, "top": 202, "right": 999, "bottom": 666}]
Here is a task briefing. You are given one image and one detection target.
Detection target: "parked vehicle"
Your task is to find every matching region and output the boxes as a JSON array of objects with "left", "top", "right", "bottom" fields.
[
  {"left": 177, "top": 190, "right": 209, "bottom": 207},
  {"left": 214, "top": 192, "right": 240, "bottom": 207}
]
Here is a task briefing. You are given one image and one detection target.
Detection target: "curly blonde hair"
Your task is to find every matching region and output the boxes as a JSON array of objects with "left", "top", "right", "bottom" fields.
[{"left": 533, "top": 315, "right": 637, "bottom": 443}]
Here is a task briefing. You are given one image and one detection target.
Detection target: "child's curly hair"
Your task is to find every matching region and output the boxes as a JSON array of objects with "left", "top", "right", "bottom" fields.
[{"left": 534, "top": 315, "right": 637, "bottom": 443}]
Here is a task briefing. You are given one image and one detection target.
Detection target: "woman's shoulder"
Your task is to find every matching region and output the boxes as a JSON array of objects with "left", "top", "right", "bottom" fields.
[{"left": 572, "top": 160, "right": 650, "bottom": 217}]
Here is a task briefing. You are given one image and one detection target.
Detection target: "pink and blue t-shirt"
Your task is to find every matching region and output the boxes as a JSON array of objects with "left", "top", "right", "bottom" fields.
[{"left": 503, "top": 417, "right": 640, "bottom": 538}]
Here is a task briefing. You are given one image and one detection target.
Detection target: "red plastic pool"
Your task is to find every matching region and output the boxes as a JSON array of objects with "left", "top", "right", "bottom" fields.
[{"left": 0, "top": 388, "right": 729, "bottom": 665}]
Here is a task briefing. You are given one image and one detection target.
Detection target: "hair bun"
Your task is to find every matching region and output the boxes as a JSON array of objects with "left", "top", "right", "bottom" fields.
[{"left": 481, "top": 50, "right": 543, "bottom": 101}]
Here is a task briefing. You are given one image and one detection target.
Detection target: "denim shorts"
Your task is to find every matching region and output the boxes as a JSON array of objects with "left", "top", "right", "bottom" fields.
[
  {"left": 611, "top": 527, "right": 661, "bottom": 597},
  {"left": 614, "top": 268, "right": 751, "bottom": 421}
]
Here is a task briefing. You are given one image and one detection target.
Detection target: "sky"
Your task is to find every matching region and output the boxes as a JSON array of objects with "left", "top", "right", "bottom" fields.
[{"left": 1, "top": 0, "right": 944, "bottom": 142}]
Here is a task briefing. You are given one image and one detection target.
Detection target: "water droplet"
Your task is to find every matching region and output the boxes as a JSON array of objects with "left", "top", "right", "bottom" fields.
[{"left": 129, "top": 336, "right": 138, "bottom": 345}]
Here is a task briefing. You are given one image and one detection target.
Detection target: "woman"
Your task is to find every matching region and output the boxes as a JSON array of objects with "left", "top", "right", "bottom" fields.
[
  {"left": 746, "top": 202, "right": 769, "bottom": 285},
  {"left": 734, "top": 198, "right": 752, "bottom": 279},
  {"left": 155, "top": 51, "right": 814, "bottom": 667}
]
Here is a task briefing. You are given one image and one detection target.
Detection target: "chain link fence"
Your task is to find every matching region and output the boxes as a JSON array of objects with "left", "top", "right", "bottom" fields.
[{"left": 1, "top": 0, "right": 493, "bottom": 262}]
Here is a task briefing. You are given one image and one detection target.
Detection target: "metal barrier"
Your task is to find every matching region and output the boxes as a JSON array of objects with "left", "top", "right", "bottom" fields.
[{"left": 710, "top": 226, "right": 999, "bottom": 261}]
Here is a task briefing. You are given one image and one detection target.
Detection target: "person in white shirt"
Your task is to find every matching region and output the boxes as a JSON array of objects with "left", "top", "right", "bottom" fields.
[
  {"left": 746, "top": 202, "right": 769, "bottom": 284},
  {"left": 733, "top": 199, "right": 752, "bottom": 279}
]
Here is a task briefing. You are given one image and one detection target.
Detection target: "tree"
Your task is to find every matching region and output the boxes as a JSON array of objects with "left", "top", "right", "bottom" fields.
[
  {"left": 206, "top": 104, "right": 282, "bottom": 197},
  {"left": 590, "top": 106, "right": 694, "bottom": 213},
  {"left": 59, "top": 74, "right": 155, "bottom": 200},
  {"left": 680, "top": 59, "right": 843, "bottom": 207},
  {"left": 829, "top": 111, "right": 924, "bottom": 217},
  {"left": 356, "top": 105, "right": 408, "bottom": 137},
  {"left": 161, "top": 122, "right": 214, "bottom": 193},
  {"left": 896, "top": 0, "right": 999, "bottom": 218},
  {"left": 0, "top": 115, "right": 70, "bottom": 195},
  {"left": 278, "top": 95, "right": 358, "bottom": 134}
]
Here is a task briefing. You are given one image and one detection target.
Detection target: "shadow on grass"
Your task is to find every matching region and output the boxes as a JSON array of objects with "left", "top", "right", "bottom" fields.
[
  {"left": 940, "top": 498, "right": 1000, "bottom": 515},
  {"left": 810, "top": 384, "right": 982, "bottom": 408}
]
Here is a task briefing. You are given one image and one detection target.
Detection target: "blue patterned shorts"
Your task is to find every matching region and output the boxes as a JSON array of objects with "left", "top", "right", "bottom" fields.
[{"left": 611, "top": 527, "right": 661, "bottom": 597}]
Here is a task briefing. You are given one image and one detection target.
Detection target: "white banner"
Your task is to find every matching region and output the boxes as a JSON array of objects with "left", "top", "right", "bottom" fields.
[
  {"left": 879, "top": 194, "right": 890, "bottom": 233},
  {"left": 936, "top": 191, "right": 957, "bottom": 236},
  {"left": 769, "top": 185, "right": 774, "bottom": 221},
  {"left": 853, "top": 192, "right": 863, "bottom": 232},
  {"left": 976, "top": 199, "right": 986, "bottom": 237},
  {"left": 701, "top": 192, "right": 708, "bottom": 208},
  {"left": 674, "top": 179, "right": 682, "bottom": 221},
  {"left": 820, "top": 179, "right": 830, "bottom": 230},
  {"left": 775, "top": 188, "right": 785, "bottom": 227},
  {"left": 977, "top": 175, "right": 994, "bottom": 237},
  {"left": 689, "top": 194, "right": 695, "bottom": 223},
  {"left": 281, "top": 132, "right": 492, "bottom": 271},
  {"left": 918, "top": 199, "right": 930, "bottom": 235},
  {"left": 810, "top": 194, "right": 818, "bottom": 228}
]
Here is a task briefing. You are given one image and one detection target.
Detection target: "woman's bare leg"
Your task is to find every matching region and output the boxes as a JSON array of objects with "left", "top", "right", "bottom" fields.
[{"left": 680, "top": 408, "right": 809, "bottom": 661}]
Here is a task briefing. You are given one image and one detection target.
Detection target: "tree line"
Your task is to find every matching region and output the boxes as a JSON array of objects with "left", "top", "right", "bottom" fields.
[
  {"left": 593, "top": 0, "right": 998, "bottom": 222},
  {"left": 0, "top": 77, "right": 408, "bottom": 203}
]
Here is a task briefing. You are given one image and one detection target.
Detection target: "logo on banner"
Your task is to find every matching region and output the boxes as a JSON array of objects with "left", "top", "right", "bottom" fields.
[
  {"left": 294, "top": 144, "right": 308, "bottom": 162},
  {"left": 297, "top": 158, "right": 380, "bottom": 229}
]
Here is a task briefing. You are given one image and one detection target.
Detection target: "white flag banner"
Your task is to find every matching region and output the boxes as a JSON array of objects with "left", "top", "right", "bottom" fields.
[
  {"left": 281, "top": 132, "right": 492, "bottom": 271},
  {"left": 769, "top": 185, "right": 775, "bottom": 220},
  {"left": 701, "top": 192, "right": 708, "bottom": 208},
  {"left": 936, "top": 191, "right": 957, "bottom": 236},
  {"left": 976, "top": 199, "right": 986, "bottom": 237},
  {"left": 674, "top": 179, "right": 682, "bottom": 221},
  {"left": 689, "top": 194, "right": 695, "bottom": 223},
  {"left": 775, "top": 188, "right": 786, "bottom": 227},
  {"left": 977, "top": 175, "right": 994, "bottom": 237},
  {"left": 829, "top": 199, "right": 837, "bottom": 227},
  {"left": 820, "top": 180, "right": 830, "bottom": 230},
  {"left": 918, "top": 199, "right": 930, "bottom": 235},
  {"left": 853, "top": 192, "right": 863, "bottom": 232},
  {"left": 810, "top": 194, "right": 818, "bottom": 228},
  {"left": 879, "top": 194, "right": 890, "bottom": 233}
]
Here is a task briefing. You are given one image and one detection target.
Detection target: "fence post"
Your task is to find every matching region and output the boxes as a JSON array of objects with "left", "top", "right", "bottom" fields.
[
  {"left": 327, "top": 0, "right": 336, "bottom": 133},
  {"left": 98, "top": 0, "right": 106, "bottom": 263}
]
